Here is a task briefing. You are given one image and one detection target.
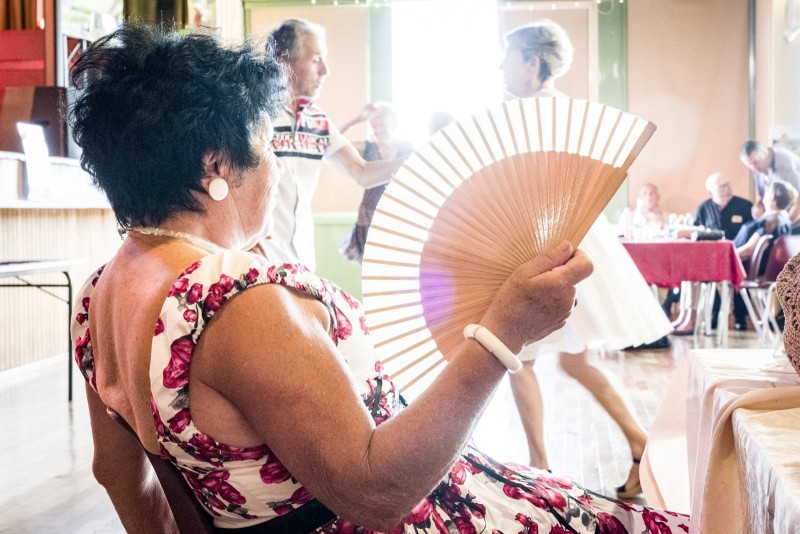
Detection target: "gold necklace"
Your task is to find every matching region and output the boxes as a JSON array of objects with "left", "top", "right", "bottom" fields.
[{"left": 126, "top": 227, "right": 225, "bottom": 254}]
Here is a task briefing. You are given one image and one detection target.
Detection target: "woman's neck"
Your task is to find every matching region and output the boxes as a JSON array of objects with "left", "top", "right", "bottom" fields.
[
  {"left": 134, "top": 216, "right": 246, "bottom": 252},
  {"left": 517, "top": 79, "right": 558, "bottom": 98}
]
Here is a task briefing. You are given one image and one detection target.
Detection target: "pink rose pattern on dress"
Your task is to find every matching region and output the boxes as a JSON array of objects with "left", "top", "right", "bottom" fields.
[
  {"left": 72, "top": 254, "right": 690, "bottom": 533},
  {"left": 151, "top": 257, "right": 396, "bottom": 521},
  {"left": 259, "top": 453, "right": 292, "bottom": 484},
  {"left": 164, "top": 335, "right": 193, "bottom": 389},
  {"left": 73, "top": 268, "right": 101, "bottom": 390},
  {"left": 182, "top": 467, "right": 256, "bottom": 520}
]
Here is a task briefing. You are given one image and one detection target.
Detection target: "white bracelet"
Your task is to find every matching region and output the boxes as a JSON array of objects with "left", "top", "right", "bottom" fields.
[{"left": 463, "top": 324, "right": 522, "bottom": 374}]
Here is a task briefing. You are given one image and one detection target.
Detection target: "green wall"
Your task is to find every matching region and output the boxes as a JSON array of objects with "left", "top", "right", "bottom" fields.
[
  {"left": 597, "top": 0, "right": 629, "bottom": 219},
  {"left": 368, "top": 6, "right": 392, "bottom": 101},
  {"left": 314, "top": 213, "right": 362, "bottom": 298}
]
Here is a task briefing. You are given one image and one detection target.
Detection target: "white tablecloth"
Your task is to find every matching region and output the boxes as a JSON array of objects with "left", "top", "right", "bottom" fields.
[
  {"left": 733, "top": 406, "right": 800, "bottom": 533},
  {"left": 641, "top": 349, "right": 800, "bottom": 533}
]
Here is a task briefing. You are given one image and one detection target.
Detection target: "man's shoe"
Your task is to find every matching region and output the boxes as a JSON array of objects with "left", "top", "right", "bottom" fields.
[
  {"left": 622, "top": 336, "right": 671, "bottom": 351},
  {"left": 734, "top": 322, "right": 748, "bottom": 331}
]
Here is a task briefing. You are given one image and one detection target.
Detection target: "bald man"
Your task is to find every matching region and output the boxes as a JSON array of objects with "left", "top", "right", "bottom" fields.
[{"left": 694, "top": 172, "right": 753, "bottom": 239}]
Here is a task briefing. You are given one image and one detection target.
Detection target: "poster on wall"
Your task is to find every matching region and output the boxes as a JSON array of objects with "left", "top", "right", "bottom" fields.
[{"left": 770, "top": 125, "right": 800, "bottom": 157}]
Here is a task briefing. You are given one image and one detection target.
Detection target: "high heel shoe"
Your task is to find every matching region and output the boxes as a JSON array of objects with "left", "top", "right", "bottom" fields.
[
  {"left": 671, "top": 324, "right": 695, "bottom": 336},
  {"left": 615, "top": 458, "right": 642, "bottom": 499},
  {"left": 671, "top": 312, "right": 697, "bottom": 336},
  {"left": 670, "top": 309, "right": 688, "bottom": 327}
]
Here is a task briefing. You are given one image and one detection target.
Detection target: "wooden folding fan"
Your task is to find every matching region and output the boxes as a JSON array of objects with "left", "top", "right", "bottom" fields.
[{"left": 361, "top": 96, "right": 656, "bottom": 400}]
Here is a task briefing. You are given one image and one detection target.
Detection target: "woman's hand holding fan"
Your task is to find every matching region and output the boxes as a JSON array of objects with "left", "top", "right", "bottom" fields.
[{"left": 478, "top": 242, "right": 593, "bottom": 356}]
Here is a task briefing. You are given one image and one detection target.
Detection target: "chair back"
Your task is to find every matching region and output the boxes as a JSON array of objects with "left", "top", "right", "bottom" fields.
[
  {"left": 107, "top": 409, "right": 214, "bottom": 534},
  {"left": 744, "top": 234, "right": 774, "bottom": 281},
  {"left": 763, "top": 235, "right": 800, "bottom": 282}
]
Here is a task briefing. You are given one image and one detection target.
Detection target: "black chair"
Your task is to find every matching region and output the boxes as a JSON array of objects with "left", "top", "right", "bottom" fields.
[{"left": 107, "top": 408, "right": 214, "bottom": 534}]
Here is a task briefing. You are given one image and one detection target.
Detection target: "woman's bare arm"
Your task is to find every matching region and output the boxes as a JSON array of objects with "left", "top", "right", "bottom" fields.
[
  {"left": 195, "top": 242, "right": 591, "bottom": 530},
  {"left": 339, "top": 103, "right": 378, "bottom": 134},
  {"left": 328, "top": 142, "right": 404, "bottom": 188},
  {"left": 86, "top": 384, "right": 178, "bottom": 534}
]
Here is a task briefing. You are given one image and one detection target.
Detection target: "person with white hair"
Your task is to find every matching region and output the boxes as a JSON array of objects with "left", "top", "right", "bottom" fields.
[
  {"left": 632, "top": 182, "right": 667, "bottom": 229},
  {"left": 695, "top": 172, "right": 754, "bottom": 238},
  {"left": 668, "top": 172, "right": 755, "bottom": 333},
  {"left": 258, "top": 19, "right": 405, "bottom": 271},
  {"left": 337, "top": 101, "right": 414, "bottom": 262},
  {"left": 500, "top": 19, "right": 673, "bottom": 500}
]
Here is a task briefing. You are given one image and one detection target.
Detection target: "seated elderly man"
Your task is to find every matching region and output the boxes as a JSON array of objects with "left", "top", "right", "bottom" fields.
[
  {"left": 695, "top": 172, "right": 753, "bottom": 239},
  {"left": 632, "top": 182, "right": 667, "bottom": 229},
  {"left": 670, "top": 173, "right": 754, "bottom": 333}
]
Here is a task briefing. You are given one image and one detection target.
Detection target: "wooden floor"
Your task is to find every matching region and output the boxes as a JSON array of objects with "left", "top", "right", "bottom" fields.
[{"left": 0, "top": 328, "right": 769, "bottom": 533}]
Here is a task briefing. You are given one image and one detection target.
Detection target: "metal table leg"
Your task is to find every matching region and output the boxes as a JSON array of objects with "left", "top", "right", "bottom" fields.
[
  {"left": 65, "top": 271, "right": 74, "bottom": 402},
  {"left": 717, "top": 281, "right": 731, "bottom": 347}
]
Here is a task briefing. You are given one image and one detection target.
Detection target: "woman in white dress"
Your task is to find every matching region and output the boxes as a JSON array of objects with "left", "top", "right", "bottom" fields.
[{"left": 500, "top": 20, "right": 673, "bottom": 499}]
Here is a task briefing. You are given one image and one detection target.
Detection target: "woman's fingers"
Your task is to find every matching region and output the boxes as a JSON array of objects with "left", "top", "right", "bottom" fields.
[
  {"left": 480, "top": 243, "right": 594, "bottom": 353},
  {"left": 513, "top": 241, "right": 574, "bottom": 279},
  {"left": 550, "top": 249, "right": 594, "bottom": 286}
]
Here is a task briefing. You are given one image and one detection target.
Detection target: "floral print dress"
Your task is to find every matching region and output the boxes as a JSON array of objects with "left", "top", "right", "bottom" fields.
[{"left": 72, "top": 251, "right": 690, "bottom": 533}]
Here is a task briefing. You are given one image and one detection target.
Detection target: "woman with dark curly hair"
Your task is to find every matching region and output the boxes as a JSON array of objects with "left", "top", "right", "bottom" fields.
[{"left": 70, "top": 22, "right": 687, "bottom": 533}]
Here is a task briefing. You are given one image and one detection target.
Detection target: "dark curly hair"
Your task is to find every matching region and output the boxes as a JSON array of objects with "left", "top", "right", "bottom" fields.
[{"left": 68, "top": 23, "right": 287, "bottom": 227}]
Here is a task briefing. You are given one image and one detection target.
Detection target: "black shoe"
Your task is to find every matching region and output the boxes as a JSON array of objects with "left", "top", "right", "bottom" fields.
[
  {"left": 622, "top": 336, "right": 671, "bottom": 351},
  {"left": 734, "top": 322, "right": 748, "bottom": 331}
]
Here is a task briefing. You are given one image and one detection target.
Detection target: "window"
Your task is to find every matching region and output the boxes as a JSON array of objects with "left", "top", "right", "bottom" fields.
[{"left": 391, "top": 0, "right": 503, "bottom": 143}]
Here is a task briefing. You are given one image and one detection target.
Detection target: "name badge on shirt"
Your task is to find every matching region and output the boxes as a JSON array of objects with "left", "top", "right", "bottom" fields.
[{"left": 731, "top": 215, "right": 743, "bottom": 223}]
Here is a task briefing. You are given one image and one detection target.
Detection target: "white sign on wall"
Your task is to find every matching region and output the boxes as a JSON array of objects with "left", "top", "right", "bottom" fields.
[{"left": 17, "top": 122, "right": 52, "bottom": 201}]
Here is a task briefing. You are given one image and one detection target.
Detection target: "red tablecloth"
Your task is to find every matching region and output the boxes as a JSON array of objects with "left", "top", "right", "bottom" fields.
[{"left": 622, "top": 239, "right": 746, "bottom": 289}]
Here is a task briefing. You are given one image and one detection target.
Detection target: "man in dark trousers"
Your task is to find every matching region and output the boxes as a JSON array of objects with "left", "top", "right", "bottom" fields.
[{"left": 694, "top": 172, "right": 753, "bottom": 330}]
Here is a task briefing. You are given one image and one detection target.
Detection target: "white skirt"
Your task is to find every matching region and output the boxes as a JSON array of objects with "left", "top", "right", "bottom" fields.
[{"left": 521, "top": 214, "right": 672, "bottom": 358}]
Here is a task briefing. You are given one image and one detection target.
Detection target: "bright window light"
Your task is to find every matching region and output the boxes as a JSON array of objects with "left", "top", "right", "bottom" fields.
[{"left": 391, "top": 0, "right": 503, "bottom": 144}]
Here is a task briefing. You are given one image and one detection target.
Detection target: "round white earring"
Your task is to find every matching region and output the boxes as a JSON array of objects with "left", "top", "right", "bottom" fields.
[{"left": 208, "top": 178, "right": 229, "bottom": 201}]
